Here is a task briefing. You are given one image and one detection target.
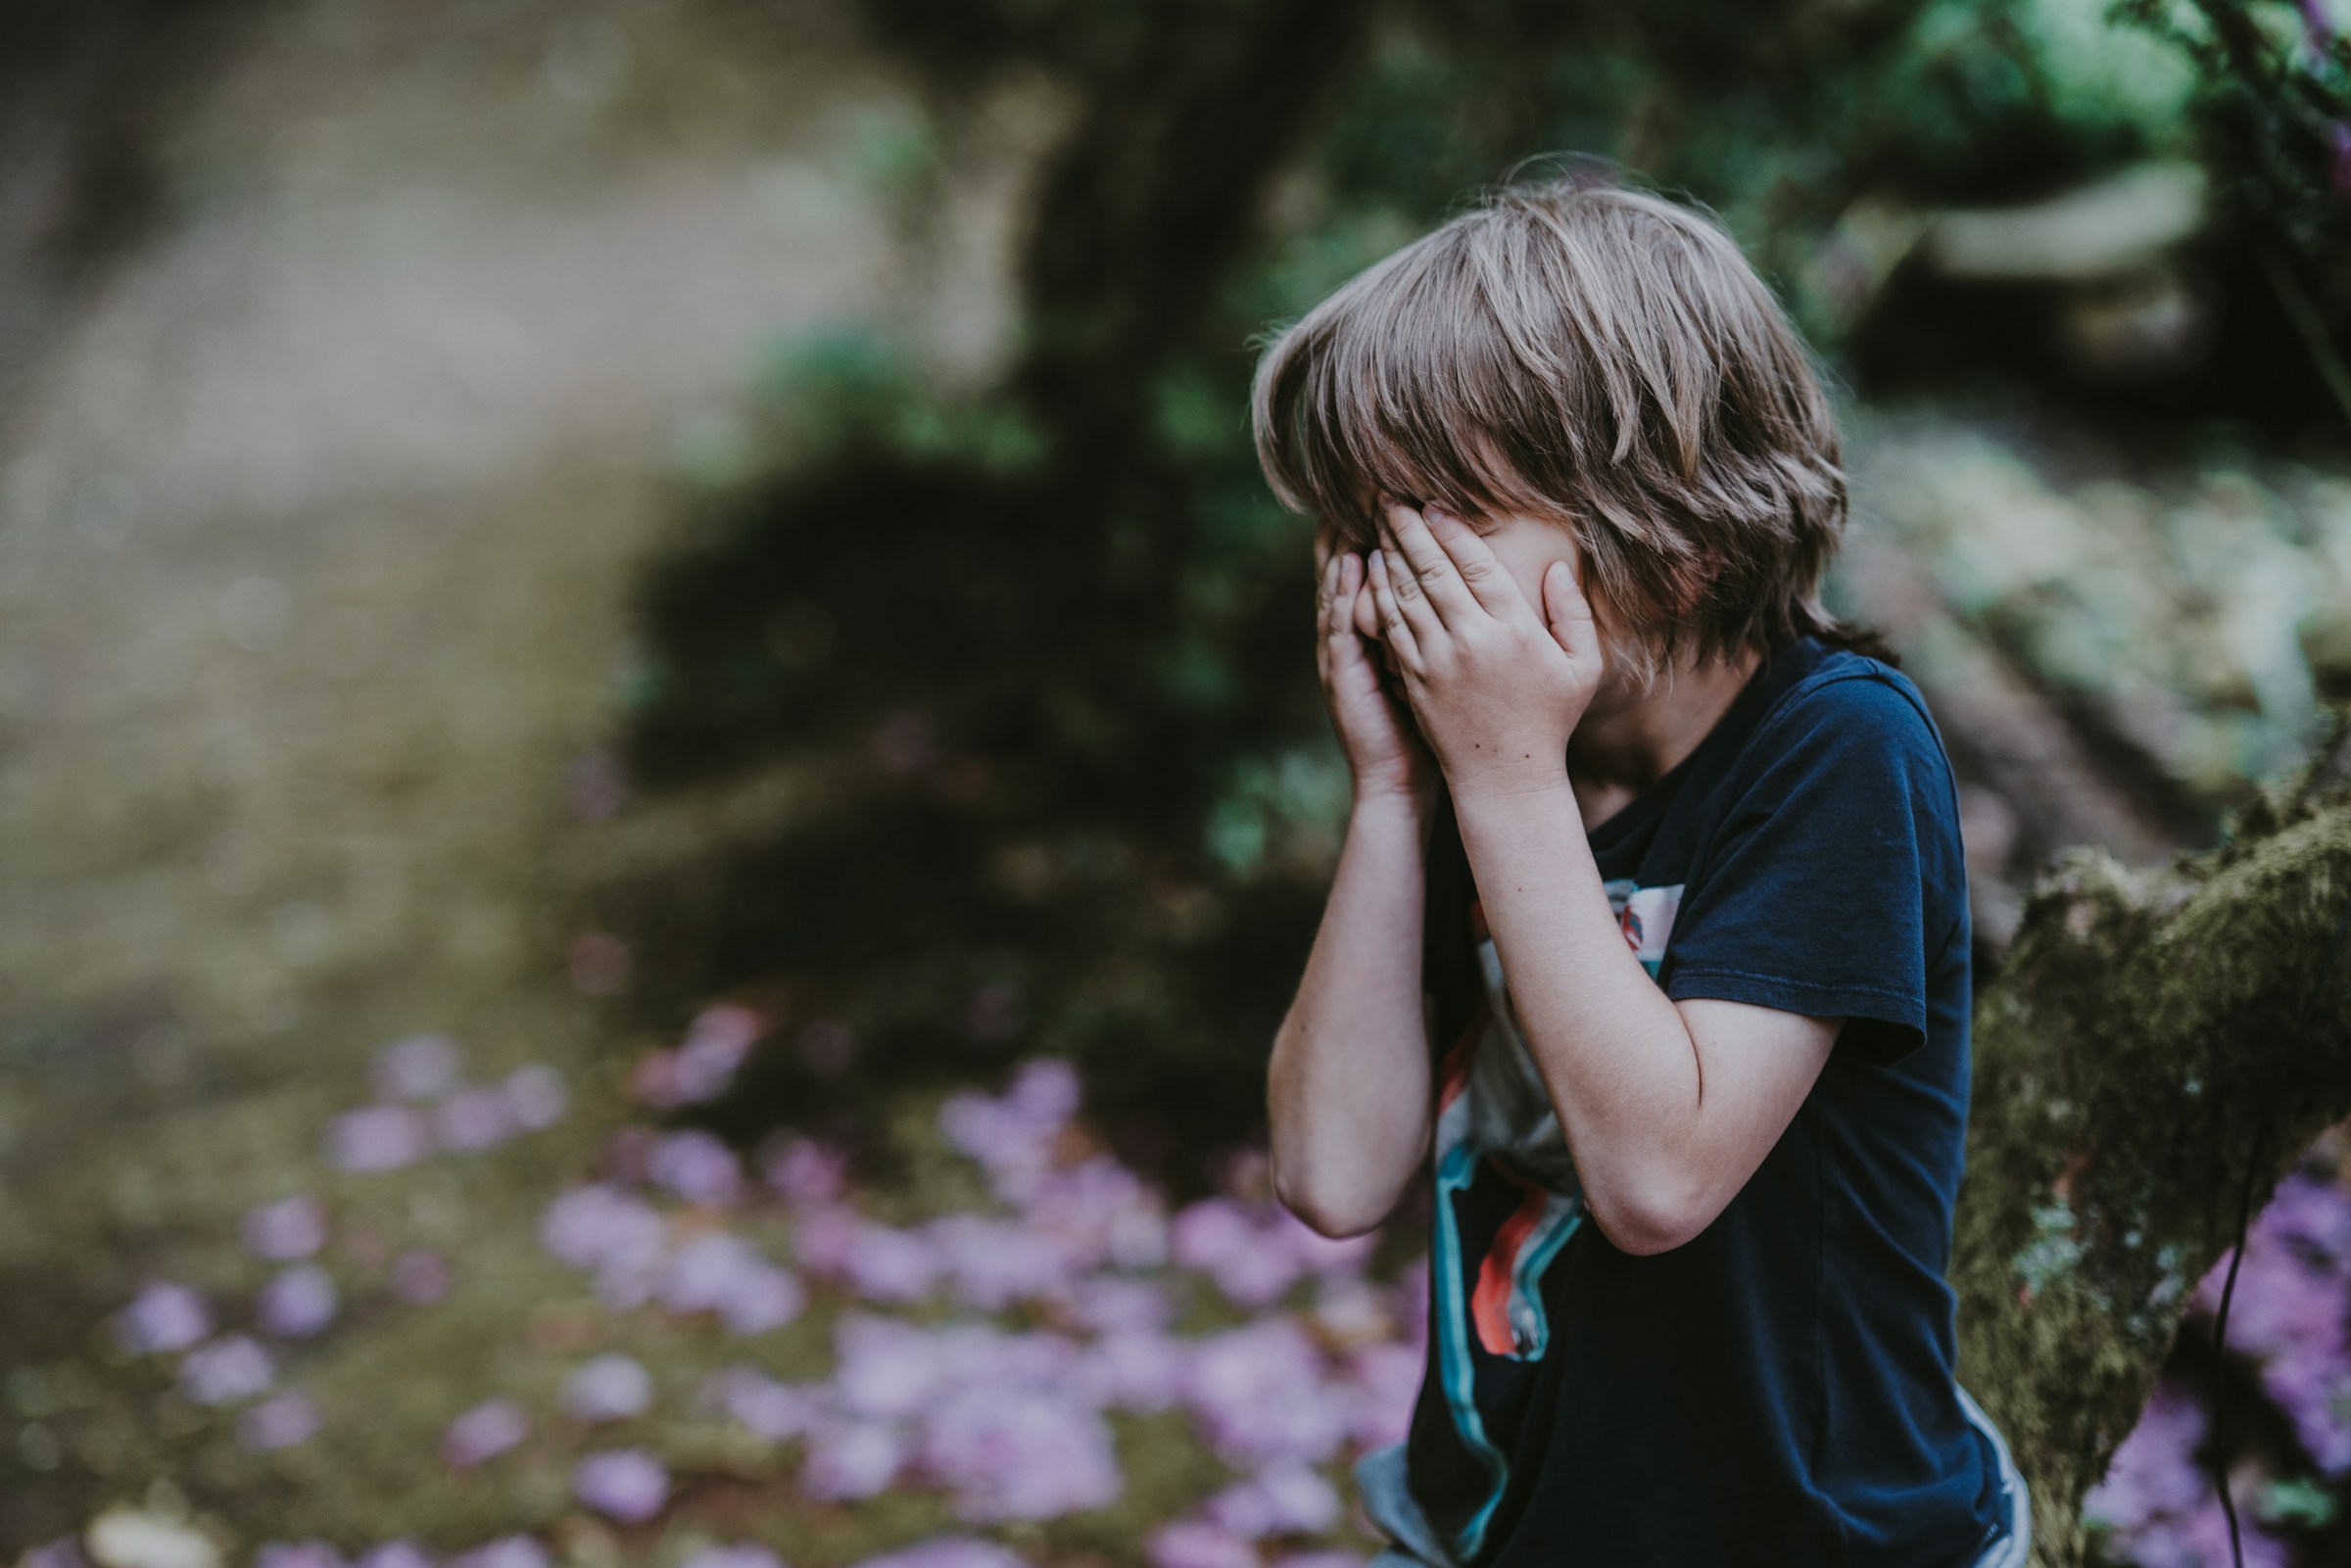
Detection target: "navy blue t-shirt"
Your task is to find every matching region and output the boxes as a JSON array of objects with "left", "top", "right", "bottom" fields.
[{"left": 1394, "top": 635, "right": 2003, "bottom": 1567}]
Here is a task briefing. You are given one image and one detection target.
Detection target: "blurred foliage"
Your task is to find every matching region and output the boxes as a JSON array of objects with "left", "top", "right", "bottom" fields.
[{"left": 2113, "top": 0, "right": 2351, "bottom": 419}]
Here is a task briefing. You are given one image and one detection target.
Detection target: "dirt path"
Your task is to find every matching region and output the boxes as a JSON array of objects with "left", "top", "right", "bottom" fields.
[{"left": 0, "top": 1, "right": 1044, "bottom": 1539}]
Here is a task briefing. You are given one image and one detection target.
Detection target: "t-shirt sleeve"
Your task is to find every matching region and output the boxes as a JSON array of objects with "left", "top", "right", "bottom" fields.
[{"left": 1657, "top": 673, "right": 1968, "bottom": 1067}]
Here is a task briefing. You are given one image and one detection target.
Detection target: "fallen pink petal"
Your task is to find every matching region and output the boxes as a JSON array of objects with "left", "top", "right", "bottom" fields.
[
  {"left": 709, "top": 1365, "right": 821, "bottom": 1442},
  {"left": 353, "top": 1544, "right": 435, "bottom": 1568},
  {"left": 562, "top": 1353, "right": 653, "bottom": 1422},
  {"left": 672, "top": 1004, "right": 761, "bottom": 1101},
  {"left": 325, "top": 1106, "right": 432, "bottom": 1172},
  {"left": 503, "top": 1065, "right": 569, "bottom": 1129},
  {"left": 648, "top": 1129, "right": 746, "bottom": 1207},
  {"left": 256, "top": 1263, "right": 340, "bottom": 1338},
  {"left": 115, "top": 1282, "right": 211, "bottom": 1355},
  {"left": 179, "top": 1335, "right": 275, "bottom": 1405},
  {"left": 851, "top": 1541, "right": 1030, "bottom": 1568},
  {"left": 800, "top": 1418, "right": 906, "bottom": 1500},
  {"left": 1147, "top": 1520, "right": 1259, "bottom": 1568},
  {"left": 242, "top": 1195, "right": 330, "bottom": 1261},
  {"left": 443, "top": 1400, "right": 530, "bottom": 1468},
  {"left": 1202, "top": 1466, "right": 1341, "bottom": 1540},
  {"left": 762, "top": 1136, "right": 849, "bottom": 1210},
  {"left": 434, "top": 1086, "right": 518, "bottom": 1152},
  {"left": 242, "top": 1391, "right": 324, "bottom": 1451},
  {"left": 572, "top": 1448, "right": 670, "bottom": 1522}
]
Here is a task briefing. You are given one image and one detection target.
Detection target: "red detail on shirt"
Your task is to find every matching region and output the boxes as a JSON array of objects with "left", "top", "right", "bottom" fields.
[{"left": 1471, "top": 1160, "right": 1550, "bottom": 1356}]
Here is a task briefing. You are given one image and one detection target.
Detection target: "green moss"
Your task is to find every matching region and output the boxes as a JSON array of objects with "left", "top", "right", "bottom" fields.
[{"left": 1954, "top": 761, "right": 2351, "bottom": 1565}]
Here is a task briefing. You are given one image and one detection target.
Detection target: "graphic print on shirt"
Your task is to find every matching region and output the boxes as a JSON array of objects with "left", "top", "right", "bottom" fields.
[{"left": 1430, "top": 877, "right": 1684, "bottom": 1561}]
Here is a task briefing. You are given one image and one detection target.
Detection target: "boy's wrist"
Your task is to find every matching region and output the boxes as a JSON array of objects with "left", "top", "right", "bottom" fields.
[
  {"left": 1444, "top": 758, "right": 1573, "bottom": 816},
  {"left": 1348, "top": 782, "right": 1437, "bottom": 837}
]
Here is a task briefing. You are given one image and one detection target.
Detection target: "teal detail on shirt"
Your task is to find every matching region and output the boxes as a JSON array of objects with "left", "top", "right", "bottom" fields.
[{"left": 1431, "top": 1140, "right": 1511, "bottom": 1562}]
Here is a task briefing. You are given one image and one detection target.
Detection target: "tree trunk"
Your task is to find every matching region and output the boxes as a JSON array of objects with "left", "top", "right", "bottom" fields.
[{"left": 1955, "top": 725, "right": 2351, "bottom": 1565}]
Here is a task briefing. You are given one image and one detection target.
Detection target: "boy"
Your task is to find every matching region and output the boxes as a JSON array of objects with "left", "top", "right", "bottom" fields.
[{"left": 1251, "top": 168, "right": 2032, "bottom": 1566}]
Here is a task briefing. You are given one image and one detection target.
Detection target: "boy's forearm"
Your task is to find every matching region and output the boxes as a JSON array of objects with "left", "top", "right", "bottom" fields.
[
  {"left": 1448, "top": 778, "right": 1706, "bottom": 1246},
  {"left": 1268, "top": 789, "right": 1437, "bottom": 1238}
]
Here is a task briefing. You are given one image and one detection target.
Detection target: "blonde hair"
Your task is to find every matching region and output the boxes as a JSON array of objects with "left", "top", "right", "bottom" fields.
[{"left": 1249, "top": 161, "right": 1849, "bottom": 687}]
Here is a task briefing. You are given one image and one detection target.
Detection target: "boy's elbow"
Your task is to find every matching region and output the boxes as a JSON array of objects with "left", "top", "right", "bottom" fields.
[
  {"left": 1587, "top": 1176, "right": 1719, "bottom": 1258},
  {"left": 1271, "top": 1164, "right": 1394, "bottom": 1241}
]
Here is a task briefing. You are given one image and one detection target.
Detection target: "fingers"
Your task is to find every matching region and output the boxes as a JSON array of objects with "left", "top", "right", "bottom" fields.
[
  {"left": 1320, "top": 553, "right": 1372, "bottom": 672},
  {"left": 1314, "top": 518, "right": 1335, "bottom": 578},
  {"left": 1365, "top": 546, "right": 1421, "bottom": 667},
  {"left": 1542, "top": 557, "right": 1604, "bottom": 668},
  {"left": 1317, "top": 547, "right": 1344, "bottom": 628},
  {"left": 1420, "top": 507, "right": 1518, "bottom": 616},
  {"left": 1375, "top": 500, "right": 1478, "bottom": 628}
]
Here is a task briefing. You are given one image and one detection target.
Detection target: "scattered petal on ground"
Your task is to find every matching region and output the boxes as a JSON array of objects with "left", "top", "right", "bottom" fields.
[
  {"left": 503, "top": 1065, "right": 570, "bottom": 1129},
  {"left": 1054, "top": 1273, "right": 1176, "bottom": 1335},
  {"left": 658, "top": 1230, "right": 800, "bottom": 1334},
  {"left": 257, "top": 1264, "right": 339, "bottom": 1338},
  {"left": 1203, "top": 1465, "right": 1341, "bottom": 1539},
  {"left": 801, "top": 1419, "right": 905, "bottom": 1500},
  {"left": 115, "top": 1282, "right": 211, "bottom": 1355},
  {"left": 97, "top": 1041, "right": 1436, "bottom": 1561},
  {"left": 352, "top": 1544, "right": 434, "bottom": 1568},
  {"left": 179, "top": 1335, "right": 275, "bottom": 1405},
  {"left": 1342, "top": 1344, "right": 1423, "bottom": 1451},
  {"left": 435, "top": 1087, "right": 519, "bottom": 1153},
  {"left": 925, "top": 1213, "right": 1080, "bottom": 1310},
  {"left": 572, "top": 1449, "right": 670, "bottom": 1522},
  {"left": 540, "top": 1184, "right": 668, "bottom": 1308},
  {"left": 852, "top": 1539, "right": 1030, "bottom": 1568},
  {"left": 563, "top": 1354, "right": 652, "bottom": 1422},
  {"left": 1182, "top": 1317, "right": 1352, "bottom": 1467},
  {"left": 648, "top": 1130, "right": 746, "bottom": 1207},
  {"left": 708, "top": 1366, "right": 820, "bottom": 1442},
  {"left": 763, "top": 1137, "right": 847, "bottom": 1210},
  {"left": 1147, "top": 1520, "right": 1259, "bottom": 1568},
  {"left": 673, "top": 1003, "right": 761, "bottom": 1101},
  {"left": 242, "top": 1195, "right": 329, "bottom": 1261},
  {"left": 445, "top": 1539, "right": 548, "bottom": 1568},
  {"left": 326, "top": 1106, "right": 431, "bottom": 1172},
  {"left": 444, "top": 1400, "right": 530, "bottom": 1468},
  {"left": 839, "top": 1220, "right": 944, "bottom": 1304},
  {"left": 1080, "top": 1328, "right": 1187, "bottom": 1413},
  {"left": 918, "top": 1385, "right": 1123, "bottom": 1521},
  {"left": 242, "top": 1392, "right": 323, "bottom": 1451}
]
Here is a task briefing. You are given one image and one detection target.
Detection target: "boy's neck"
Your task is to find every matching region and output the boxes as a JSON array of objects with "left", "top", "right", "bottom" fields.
[{"left": 1565, "top": 643, "right": 1765, "bottom": 830}]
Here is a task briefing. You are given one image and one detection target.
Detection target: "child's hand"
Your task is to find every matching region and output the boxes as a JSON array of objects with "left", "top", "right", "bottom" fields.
[
  {"left": 1314, "top": 519, "right": 1437, "bottom": 812},
  {"left": 1365, "top": 499, "right": 1604, "bottom": 802}
]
